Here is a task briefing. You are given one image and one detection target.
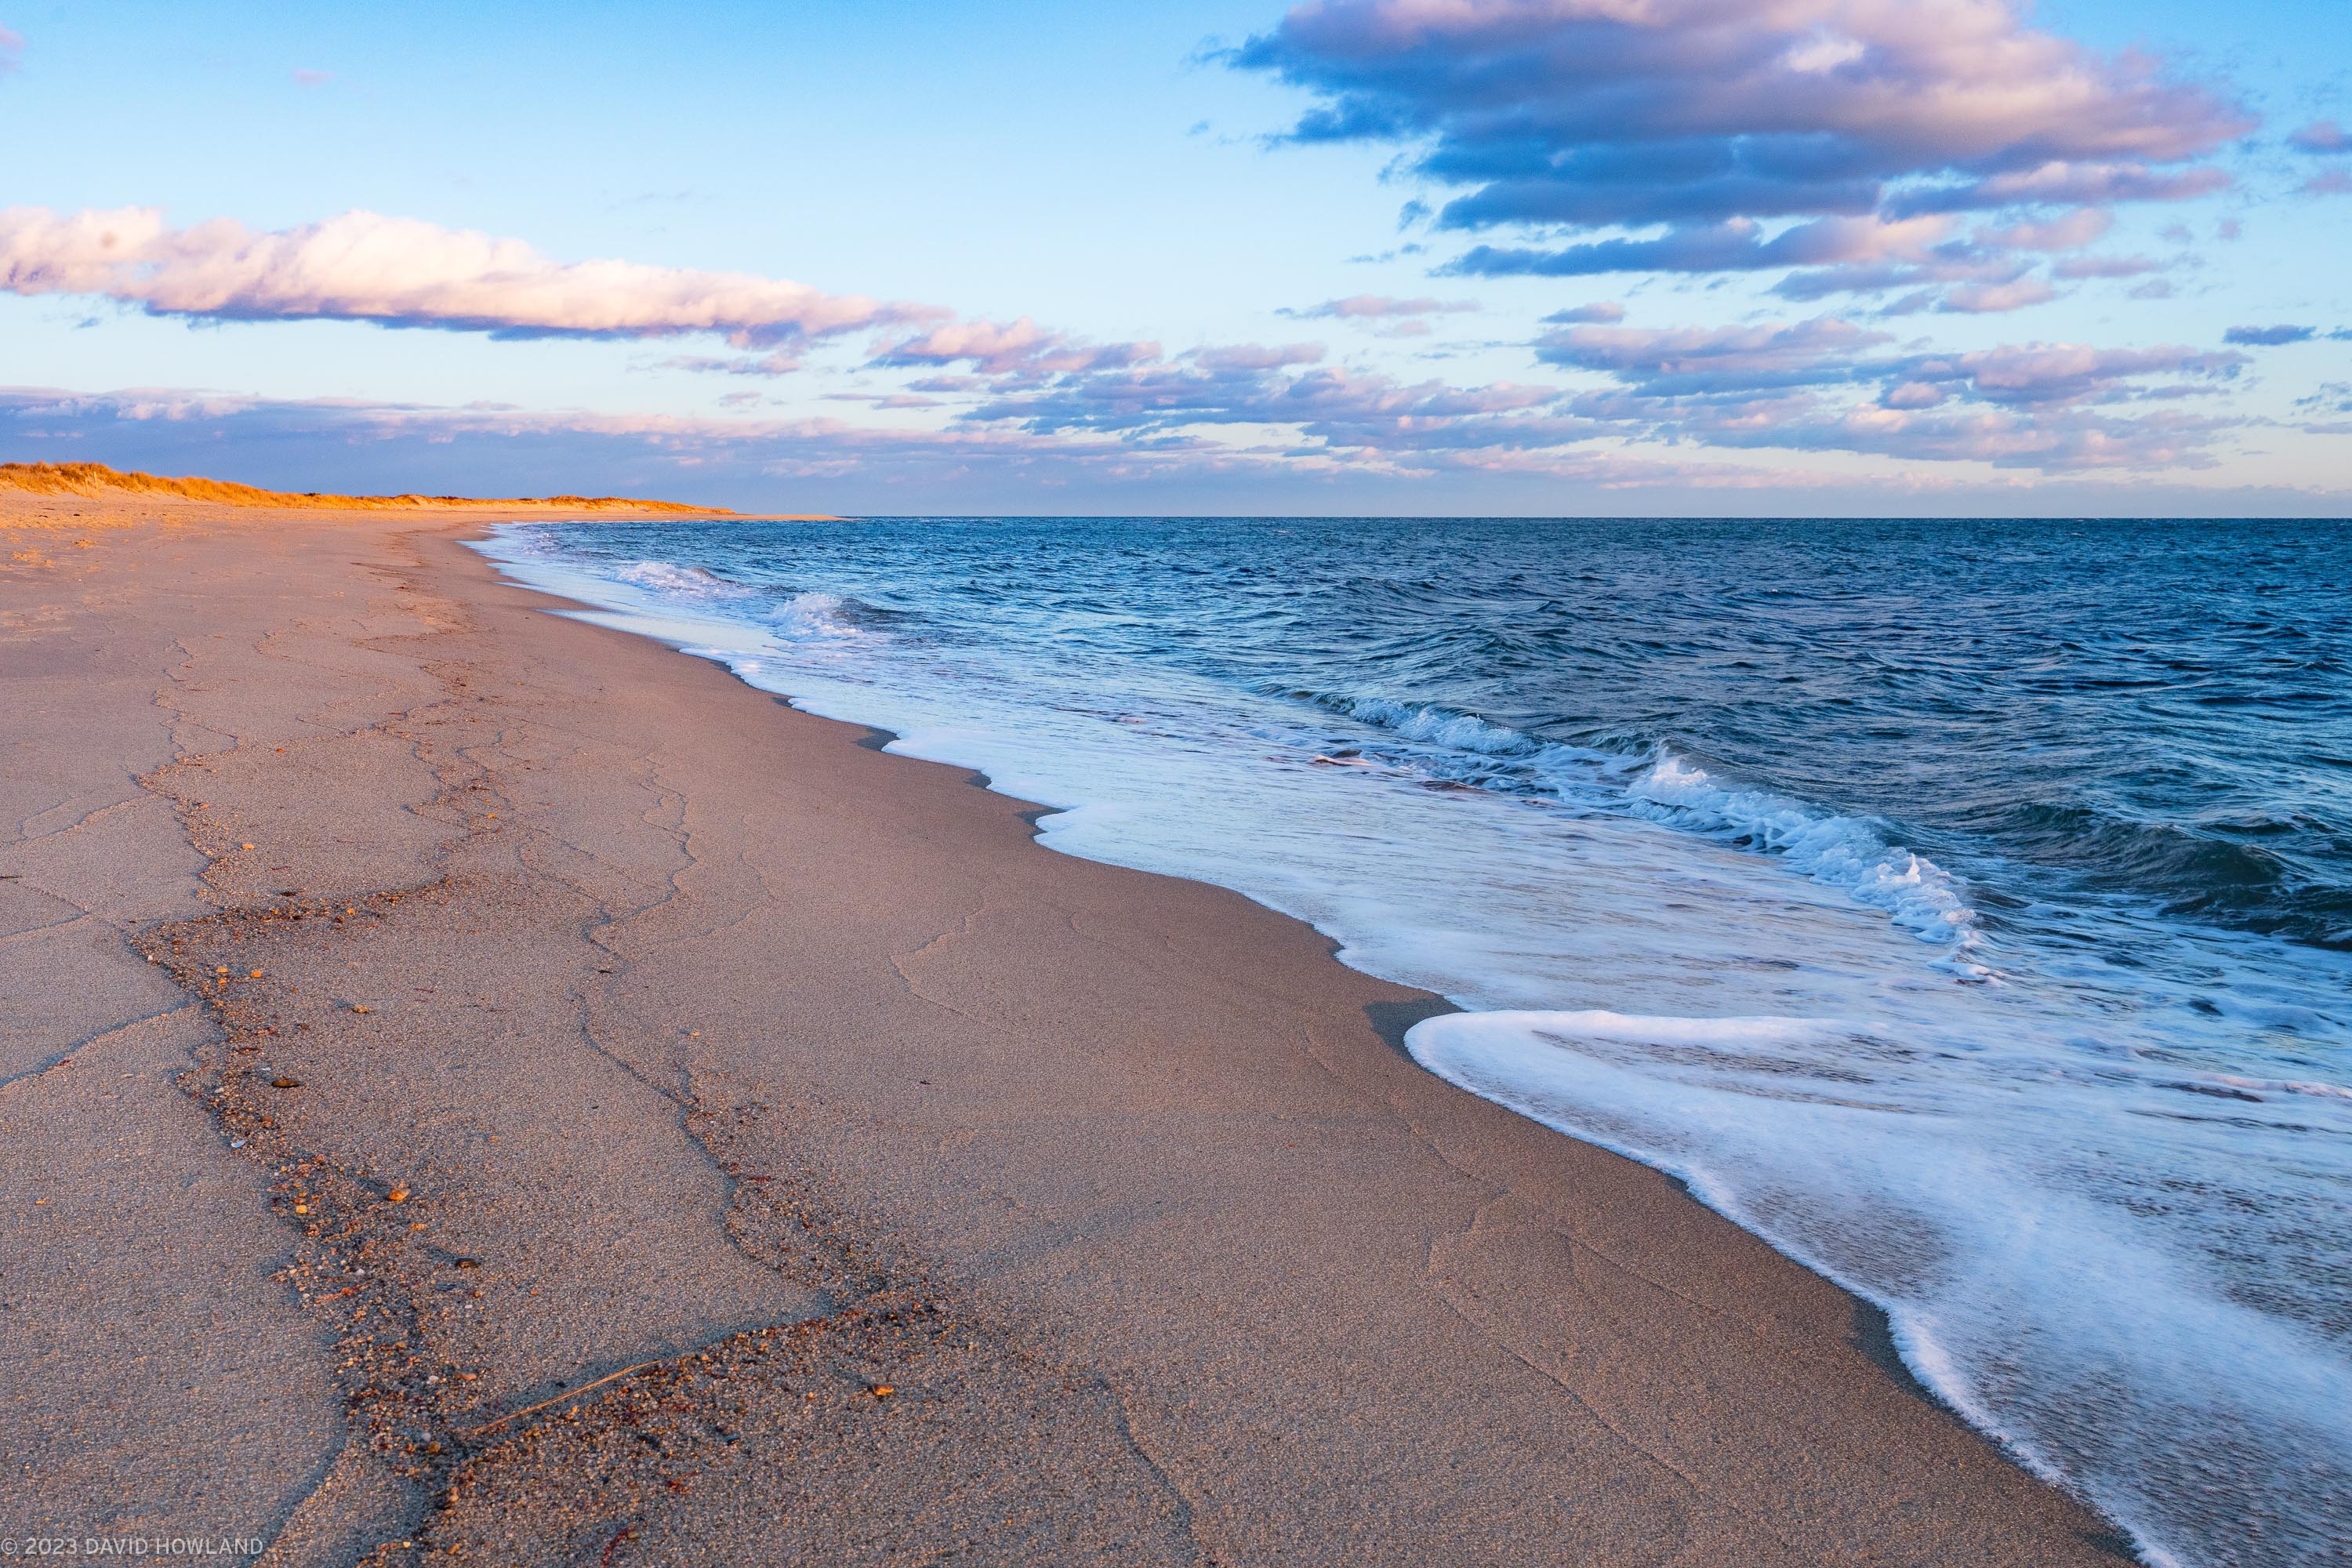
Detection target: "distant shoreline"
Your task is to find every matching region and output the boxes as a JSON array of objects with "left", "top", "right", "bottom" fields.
[{"left": 0, "top": 458, "right": 819, "bottom": 517}]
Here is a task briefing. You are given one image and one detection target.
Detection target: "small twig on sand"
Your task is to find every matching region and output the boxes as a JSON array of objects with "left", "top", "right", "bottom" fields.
[{"left": 466, "top": 1359, "right": 659, "bottom": 1438}]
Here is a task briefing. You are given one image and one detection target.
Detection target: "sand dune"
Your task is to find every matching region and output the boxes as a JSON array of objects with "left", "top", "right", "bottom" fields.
[{"left": 0, "top": 459, "right": 745, "bottom": 516}]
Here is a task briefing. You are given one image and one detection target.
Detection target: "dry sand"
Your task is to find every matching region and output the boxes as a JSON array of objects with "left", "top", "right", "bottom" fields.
[{"left": 0, "top": 492, "right": 2136, "bottom": 1565}]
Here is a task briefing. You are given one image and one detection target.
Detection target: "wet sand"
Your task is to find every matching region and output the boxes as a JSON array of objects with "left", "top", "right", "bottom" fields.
[{"left": 0, "top": 492, "right": 2135, "bottom": 1565}]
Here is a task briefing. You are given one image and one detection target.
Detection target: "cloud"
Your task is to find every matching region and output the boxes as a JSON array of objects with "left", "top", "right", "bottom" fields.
[
  {"left": 2295, "top": 382, "right": 2352, "bottom": 416},
  {"left": 822, "top": 391, "right": 947, "bottom": 410},
  {"left": 1542, "top": 302, "right": 1624, "bottom": 325},
  {"left": 1772, "top": 256, "right": 2008, "bottom": 303},
  {"left": 960, "top": 347, "right": 1558, "bottom": 449},
  {"left": 1276, "top": 294, "right": 1478, "bottom": 326},
  {"left": 2302, "top": 170, "right": 2352, "bottom": 198},
  {"left": 1942, "top": 275, "right": 2056, "bottom": 313},
  {"left": 2049, "top": 254, "right": 2161, "bottom": 280},
  {"left": 0, "top": 299, "right": 2278, "bottom": 504},
  {"left": 1766, "top": 206, "right": 2161, "bottom": 309},
  {"left": 866, "top": 317, "right": 1160, "bottom": 377},
  {"left": 1231, "top": 0, "right": 2248, "bottom": 282},
  {"left": 0, "top": 206, "right": 932, "bottom": 347},
  {"left": 292, "top": 68, "right": 334, "bottom": 87},
  {"left": 2223, "top": 325, "right": 2315, "bottom": 347},
  {"left": 1885, "top": 162, "right": 2230, "bottom": 216},
  {"left": 1976, "top": 209, "right": 2112, "bottom": 252},
  {"left": 1740, "top": 403, "right": 2236, "bottom": 471},
  {"left": 0, "top": 25, "right": 21, "bottom": 73},
  {"left": 1534, "top": 316, "right": 1884, "bottom": 394},
  {"left": 1903, "top": 343, "right": 2244, "bottom": 406},
  {"left": 2288, "top": 120, "right": 2350, "bottom": 155},
  {"left": 1273, "top": 295, "right": 1479, "bottom": 339},
  {"left": 1522, "top": 312, "right": 2249, "bottom": 471},
  {"left": 657, "top": 350, "right": 806, "bottom": 377},
  {"left": 16, "top": 380, "right": 1913, "bottom": 506},
  {"left": 1451, "top": 213, "right": 1955, "bottom": 278},
  {"left": 848, "top": 312, "right": 2256, "bottom": 478}
]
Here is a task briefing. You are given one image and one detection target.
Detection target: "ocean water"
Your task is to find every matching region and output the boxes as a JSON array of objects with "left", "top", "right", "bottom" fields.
[{"left": 477, "top": 516, "right": 2352, "bottom": 1568}]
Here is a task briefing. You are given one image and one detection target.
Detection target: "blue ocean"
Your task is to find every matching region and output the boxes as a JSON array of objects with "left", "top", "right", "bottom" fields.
[{"left": 479, "top": 516, "right": 2351, "bottom": 1568}]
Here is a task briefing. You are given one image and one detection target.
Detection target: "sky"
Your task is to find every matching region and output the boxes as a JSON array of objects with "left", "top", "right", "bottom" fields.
[{"left": 2, "top": 0, "right": 2348, "bottom": 515}]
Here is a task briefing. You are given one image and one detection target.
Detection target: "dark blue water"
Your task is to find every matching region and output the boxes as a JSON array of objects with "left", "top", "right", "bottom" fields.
[{"left": 482, "top": 516, "right": 2352, "bottom": 1568}]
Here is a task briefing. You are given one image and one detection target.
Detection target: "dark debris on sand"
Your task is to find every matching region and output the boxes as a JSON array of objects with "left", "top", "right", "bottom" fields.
[{"left": 150, "top": 898, "right": 1202, "bottom": 1566}]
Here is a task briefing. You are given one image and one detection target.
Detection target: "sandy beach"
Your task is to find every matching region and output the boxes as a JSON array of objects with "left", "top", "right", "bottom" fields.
[{"left": 1, "top": 491, "right": 2136, "bottom": 1566}]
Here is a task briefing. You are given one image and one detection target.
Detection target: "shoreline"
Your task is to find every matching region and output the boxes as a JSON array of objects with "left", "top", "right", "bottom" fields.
[
  {"left": 2, "top": 493, "right": 2137, "bottom": 1564},
  {"left": 471, "top": 525, "right": 2001, "bottom": 1434}
]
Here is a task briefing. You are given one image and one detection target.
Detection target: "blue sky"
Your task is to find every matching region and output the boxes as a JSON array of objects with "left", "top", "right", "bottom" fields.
[{"left": 2, "top": 0, "right": 2347, "bottom": 514}]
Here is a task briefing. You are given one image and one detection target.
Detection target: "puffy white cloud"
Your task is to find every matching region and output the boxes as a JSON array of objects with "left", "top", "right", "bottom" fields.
[{"left": 0, "top": 206, "right": 926, "bottom": 347}]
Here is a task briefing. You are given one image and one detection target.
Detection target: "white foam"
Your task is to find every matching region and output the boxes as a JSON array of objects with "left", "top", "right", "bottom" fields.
[
  {"left": 1407, "top": 1007, "right": 2352, "bottom": 1567},
  {"left": 1293, "top": 691, "right": 1984, "bottom": 960},
  {"left": 1628, "top": 753, "right": 1983, "bottom": 951},
  {"left": 1308, "top": 691, "right": 1544, "bottom": 755},
  {"left": 769, "top": 589, "right": 870, "bottom": 646},
  {"left": 611, "top": 559, "right": 750, "bottom": 599}
]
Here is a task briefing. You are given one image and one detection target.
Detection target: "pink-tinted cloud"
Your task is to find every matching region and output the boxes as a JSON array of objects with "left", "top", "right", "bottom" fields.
[
  {"left": 867, "top": 317, "right": 1160, "bottom": 377},
  {"left": 658, "top": 350, "right": 806, "bottom": 377},
  {"left": 1769, "top": 402, "right": 2236, "bottom": 470},
  {"left": 4, "top": 381, "right": 1878, "bottom": 506},
  {"left": 1770, "top": 206, "right": 2165, "bottom": 310},
  {"left": 1534, "top": 316, "right": 1885, "bottom": 392},
  {"left": 1942, "top": 275, "right": 2057, "bottom": 313},
  {"left": 1233, "top": 0, "right": 2249, "bottom": 281},
  {"left": 1887, "top": 161, "right": 2230, "bottom": 216},
  {"left": 1977, "top": 209, "right": 2113, "bottom": 252},
  {"left": 292, "top": 68, "right": 334, "bottom": 87},
  {"left": 1542, "top": 302, "right": 1625, "bottom": 325},
  {"left": 960, "top": 348, "right": 1549, "bottom": 444},
  {"left": 0, "top": 310, "right": 2286, "bottom": 500},
  {"left": 1524, "top": 312, "right": 2250, "bottom": 470},
  {"left": 1277, "top": 294, "right": 1478, "bottom": 321},
  {"left": 1773, "top": 254, "right": 2024, "bottom": 304},
  {"left": 2049, "top": 253, "right": 2161, "bottom": 280},
  {"left": 1905, "top": 343, "right": 2244, "bottom": 405},
  {"left": 0, "top": 25, "right": 21, "bottom": 73},
  {"left": 892, "top": 311, "right": 2258, "bottom": 477},
  {"left": 2288, "top": 120, "right": 2350, "bottom": 155},
  {"left": 0, "top": 206, "right": 931, "bottom": 347}
]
